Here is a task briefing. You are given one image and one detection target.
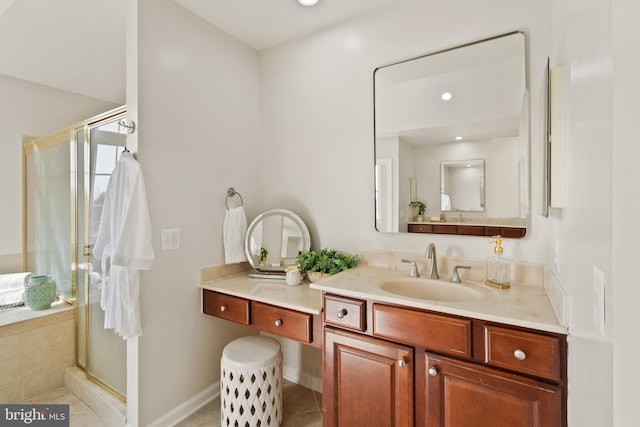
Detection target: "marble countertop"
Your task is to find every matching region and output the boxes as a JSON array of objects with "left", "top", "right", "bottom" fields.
[
  {"left": 200, "top": 273, "right": 322, "bottom": 315},
  {"left": 309, "top": 265, "right": 567, "bottom": 335}
]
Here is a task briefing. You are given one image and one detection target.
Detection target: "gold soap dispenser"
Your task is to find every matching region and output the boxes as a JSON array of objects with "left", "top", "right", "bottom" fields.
[{"left": 486, "top": 236, "right": 511, "bottom": 289}]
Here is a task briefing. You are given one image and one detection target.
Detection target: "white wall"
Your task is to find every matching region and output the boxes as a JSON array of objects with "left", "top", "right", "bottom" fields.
[
  {"left": 133, "top": 0, "right": 262, "bottom": 424},
  {"left": 611, "top": 0, "right": 639, "bottom": 425},
  {"left": 549, "top": 0, "right": 615, "bottom": 424},
  {"left": 0, "top": 74, "right": 118, "bottom": 273}
]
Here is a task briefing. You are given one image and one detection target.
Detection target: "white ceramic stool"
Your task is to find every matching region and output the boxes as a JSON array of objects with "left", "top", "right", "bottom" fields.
[{"left": 220, "top": 336, "right": 283, "bottom": 427}]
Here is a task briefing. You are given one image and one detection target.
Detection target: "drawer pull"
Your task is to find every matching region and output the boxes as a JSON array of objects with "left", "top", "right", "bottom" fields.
[
  {"left": 220, "top": 305, "right": 227, "bottom": 312},
  {"left": 337, "top": 309, "right": 348, "bottom": 319},
  {"left": 398, "top": 358, "right": 407, "bottom": 368},
  {"left": 514, "top": 349, "right": 527, "bottom": 361},
  {"left": 428, "top": 367, "right": 438, "bottom": 377},
  {"left": 274, "top": 319, "right": 283, "bottom": 327}
]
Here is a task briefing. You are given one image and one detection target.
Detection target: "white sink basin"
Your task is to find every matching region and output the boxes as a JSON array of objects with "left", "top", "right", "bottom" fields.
[{"left": 377, "top": 278, "right": 493, "bottom": 302}]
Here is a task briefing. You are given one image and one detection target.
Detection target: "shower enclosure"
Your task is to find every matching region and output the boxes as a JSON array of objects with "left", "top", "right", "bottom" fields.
[{"left": 23, "top": 106, "right": 129, "bottom": 401}]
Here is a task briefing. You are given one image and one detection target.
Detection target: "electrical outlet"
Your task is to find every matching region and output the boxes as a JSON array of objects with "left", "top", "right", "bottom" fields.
[
  {"left": 593, "top": 266, "right": 605, "bottom": 335},
  {"left": 553, "top": 240, "right": 560, "bottom": 273},
  {"left": 161, "top": 228, "right": 180, "bottom": 250}
]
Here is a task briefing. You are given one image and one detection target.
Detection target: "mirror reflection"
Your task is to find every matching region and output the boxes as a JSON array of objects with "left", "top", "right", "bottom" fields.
[
  {"left": 245, "top": 209, "right": 311, "bottom": 277},
  {"left": 374, "top": 32, "right": 528, "bottom": 235},
  {"left": 441, "top": 159, "right": 485, "bottom": 212}
]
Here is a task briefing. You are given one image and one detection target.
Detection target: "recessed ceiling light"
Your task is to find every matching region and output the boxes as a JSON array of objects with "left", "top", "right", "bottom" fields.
[
  {"left": 455, "top": 136, "right": 463, "bottom": 140},
  {"left": 298, "top": 0, "right": 319, "bottom": 5},
  {"left": 441, "top": 92, "right": 453, "bottom": 101}
]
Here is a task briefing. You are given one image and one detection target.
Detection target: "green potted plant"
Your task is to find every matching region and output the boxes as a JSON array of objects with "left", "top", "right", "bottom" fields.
[
  {"left": 259, "top": 247, "right": 269, "bottom": 266},
  {"left": 409, "top": 200, "right": 427, "bottom": 221},
  {"left": 297, "top": 248, "right": 359, "bottom": 282}
]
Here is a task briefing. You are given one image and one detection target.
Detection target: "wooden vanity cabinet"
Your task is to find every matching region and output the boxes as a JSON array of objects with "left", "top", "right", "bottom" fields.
[
  {"left": 407, "top": 223, "right": 526, "bottom": 238},
  {"left": 321, "top": 293, "right": 566, "bottom": 427},
  {"left": 202, "top": 289, "right": 321, "bottom": 348},
  {"left": 324, "top": 327, "right": 414, "bottom": 427},
  {"left": 425, "top": 352, "right": 562, "bottom": 427}
]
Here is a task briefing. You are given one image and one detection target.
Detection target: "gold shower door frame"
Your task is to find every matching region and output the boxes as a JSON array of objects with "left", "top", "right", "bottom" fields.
[{"left": 22, "top": 106, "right": 128, "bottom": 402}]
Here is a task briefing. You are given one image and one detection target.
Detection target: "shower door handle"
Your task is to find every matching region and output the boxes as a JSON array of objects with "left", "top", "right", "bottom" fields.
[{"left": 83, "top": 245, "right": 91, "bottom": 257}]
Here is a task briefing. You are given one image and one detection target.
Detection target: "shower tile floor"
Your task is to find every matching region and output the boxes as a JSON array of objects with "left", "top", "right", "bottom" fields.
[{"left": 28, "top": 382, "right": 321, "bottom": 427}]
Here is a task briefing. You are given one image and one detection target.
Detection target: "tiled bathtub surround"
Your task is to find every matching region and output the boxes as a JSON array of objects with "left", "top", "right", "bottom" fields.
[{"left": 0, "top": 303, "right": 75, "bottom": 402}]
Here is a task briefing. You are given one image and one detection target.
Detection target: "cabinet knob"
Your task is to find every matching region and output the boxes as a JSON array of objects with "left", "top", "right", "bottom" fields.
[
  {"left": 220, "top": 305, "right": 227, "bottom": 312},
  {"left": 274, "top": 319, "right": 283, "bottom": 327},
  {"left": 514, "top": 349, "right": 527, "bottom": 361},
  {"left": 398, "top": 358, "right": 407, "bottom": 368},
  {"left": 337, "top": 309, "right": 348, "bottom": 319},
  {"left": 428, "top": 367, "right": 438, "bottom": 377}
]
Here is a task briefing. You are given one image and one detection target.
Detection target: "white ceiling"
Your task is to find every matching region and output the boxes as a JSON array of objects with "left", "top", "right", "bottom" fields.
[
  {"left": 0, "top": 0, "right": 396, "bottom": 103},
  {"left": 173, "top": 0, "right": 396, "bottom": 51}
]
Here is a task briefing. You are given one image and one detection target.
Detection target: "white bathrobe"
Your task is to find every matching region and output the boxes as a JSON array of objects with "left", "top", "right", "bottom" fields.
[{"left": 93, "top": 151, "right": 154, "bottom": 339}]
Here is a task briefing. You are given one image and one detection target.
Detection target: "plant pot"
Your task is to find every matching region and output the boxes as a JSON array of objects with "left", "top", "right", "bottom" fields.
[
  {"left": 307, "top": 272, "right": 332, "bottom": 283},
  {"left": 25, "top": 275, "right": 57, "bottom": 310},
  {"left": 416, "top": 215, "right": 424, "bottom": 222}
]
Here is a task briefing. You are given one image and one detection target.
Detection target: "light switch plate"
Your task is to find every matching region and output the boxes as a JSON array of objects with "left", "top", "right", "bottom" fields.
[
  {"left": 593, "top": 266, "right": 605, "bottom": 335},
  {"left": 161, "top": 228, "right": 180, "bottom": 250}
]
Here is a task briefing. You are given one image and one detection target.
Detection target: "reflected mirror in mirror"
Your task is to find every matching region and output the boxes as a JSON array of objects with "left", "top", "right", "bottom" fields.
[
  {"left": 374, "top": 31, "right": 528, "bottom": 236},
  {"left": 441, "top": 159, "right": 485, "bottom": 212},
  {"left": 245, "top": 209, "right": 311, "bottom": 278}
]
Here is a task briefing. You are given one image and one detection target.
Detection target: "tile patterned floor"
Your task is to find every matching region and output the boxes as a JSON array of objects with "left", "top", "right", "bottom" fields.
[
  {"left": 28, "top": 382, "right": 321, "bottom": 427},
  {"left": 177, "top": 382, "right": 322, "bottom": 427},
  {"left": 25, "top": 387, "right": 106, "bottom": 427}
]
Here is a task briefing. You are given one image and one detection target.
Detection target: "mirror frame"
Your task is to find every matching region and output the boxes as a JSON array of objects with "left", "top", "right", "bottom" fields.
[
  {"left": 244, "top": 208, "right": 311, "bottom": 274},
  {"left": 373, "top": 31, "right": 528, "bottom": 238}
]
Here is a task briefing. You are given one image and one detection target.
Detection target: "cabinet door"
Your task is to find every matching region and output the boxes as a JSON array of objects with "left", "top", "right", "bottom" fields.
[
  {"left": 324, "top": 328, "right": 413, "bottom": 427},
  {"left": 425, "top": 353, "right": 563, "bottom": 427}
]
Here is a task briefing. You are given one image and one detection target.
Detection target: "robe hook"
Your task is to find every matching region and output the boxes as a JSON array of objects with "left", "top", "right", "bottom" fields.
[{"left": 118, "top": 120, "right": 136, "bottom": 134}]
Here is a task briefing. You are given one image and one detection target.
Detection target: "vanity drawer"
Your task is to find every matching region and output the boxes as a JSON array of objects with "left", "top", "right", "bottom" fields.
[
  {"left": 373, "top": 304, "right": 472, "bottom": 358},
  {"left": 408, "top": 223, "right": 433, "bottom": 233},
  {"left": 323, "top": 294, "right": 366, "bottom": 332},
  {"left": 252, "top": 302, "right": 312, "bottom": 344},
  {"left": 433, "top": 224, "right": 458, "bottom": 234},
  {"left": 202, "top": 290, "right": 250, "bottom": 325},
  {"left": 484, "top": 325, "right": 563, "bottom": 382}
]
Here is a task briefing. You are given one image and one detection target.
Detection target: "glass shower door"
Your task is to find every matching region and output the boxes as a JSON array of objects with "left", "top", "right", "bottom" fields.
[
  {"left": 25, "top": 106, "right": 129, "bottom": 401},
  {"left": 79, "top": 116, "right": 128, "bottom": 398}
]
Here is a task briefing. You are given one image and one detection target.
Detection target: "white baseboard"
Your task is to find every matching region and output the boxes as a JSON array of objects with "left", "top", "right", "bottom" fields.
[{"left": 146, "top": 382, "right": 219, "bottom": 427}]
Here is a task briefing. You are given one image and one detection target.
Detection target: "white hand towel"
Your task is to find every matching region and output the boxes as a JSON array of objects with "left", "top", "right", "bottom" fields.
[
  {"left": 0, "top": 272, "right": 32, "bottom": 306},
  {"left": 0, "top": 272, "right": 32, "bottom": 290},
  {"left": 223, "top": 206, "right": 248, "bottom": 264}
]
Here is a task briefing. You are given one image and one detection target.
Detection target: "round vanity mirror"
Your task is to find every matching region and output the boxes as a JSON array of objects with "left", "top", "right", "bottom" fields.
[{"left": 244, "top": 209, "right": 311, "bottom": 277}]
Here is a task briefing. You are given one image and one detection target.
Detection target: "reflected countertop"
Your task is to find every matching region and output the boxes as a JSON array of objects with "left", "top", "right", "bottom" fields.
[
  {"left": 200, "top": 273, "right": 322, "bottom": 315},
  {"left": 309, "top": 265, "right": 567, "bottom": 335}
]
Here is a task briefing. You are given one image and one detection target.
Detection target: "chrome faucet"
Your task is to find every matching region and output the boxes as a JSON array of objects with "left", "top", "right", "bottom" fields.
[
  {"left": 425, "top": 243, "right": 439, "bottom": 280},
  {"left": 401, "top": 259, "right": 420, "bottom": 278},
  {"left": 451, "top": 265, "right": 471, "bottom": 283}
]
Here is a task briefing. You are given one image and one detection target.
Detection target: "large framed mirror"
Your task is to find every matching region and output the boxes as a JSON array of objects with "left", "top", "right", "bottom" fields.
[
  {"left": 245, "top": 209, "right": 311, "bottom": 278},
  {"left": 374, "top": 31, "right": 528, "bottom": 237}
]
